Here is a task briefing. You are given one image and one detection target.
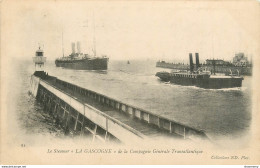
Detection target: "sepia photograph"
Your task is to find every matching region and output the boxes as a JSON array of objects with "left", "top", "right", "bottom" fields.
[{"left": 1, "top": 0, "right": 260, "bottom": 165}]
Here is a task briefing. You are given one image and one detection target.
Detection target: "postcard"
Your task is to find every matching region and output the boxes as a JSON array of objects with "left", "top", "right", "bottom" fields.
[{"left": 1, "top": 0, "right": 259, "bottom": 165}]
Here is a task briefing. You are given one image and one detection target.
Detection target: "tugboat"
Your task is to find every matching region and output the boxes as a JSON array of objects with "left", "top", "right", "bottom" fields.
[
  {"left": 156, "top": 53, "right": 244, "bottom": 89},
  {"left": 156, "top": 54, "right": 252, "bottom": 76}
]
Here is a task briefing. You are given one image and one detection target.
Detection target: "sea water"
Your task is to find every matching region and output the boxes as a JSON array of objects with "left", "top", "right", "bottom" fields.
[{"left": 10, "top": 59, "right": 251, "bottom": 147}]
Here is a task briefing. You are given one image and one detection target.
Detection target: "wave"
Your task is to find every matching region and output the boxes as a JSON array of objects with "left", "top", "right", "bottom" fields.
[
  {"left": 206, "top": 87, "right": 246, "bottom": 92},
  {"left": 163, "top": 83, "right": 246, "bottom": 92}
]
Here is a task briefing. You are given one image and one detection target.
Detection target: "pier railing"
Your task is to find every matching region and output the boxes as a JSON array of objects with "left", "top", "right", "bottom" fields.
[
  {"left": 52, "top": 78, "right": 207, "bottom": 140},
  {"left": 39, "top": 78, "right": 145, "bottom": 144}
]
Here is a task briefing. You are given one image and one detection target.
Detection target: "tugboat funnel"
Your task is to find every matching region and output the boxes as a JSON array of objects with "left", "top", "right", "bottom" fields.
[
  {"left": 189, "top": 53, "right": 194, "bottom": 72},
  {"left": 195, "top": 53, "right": 200, "bottom": 70}
]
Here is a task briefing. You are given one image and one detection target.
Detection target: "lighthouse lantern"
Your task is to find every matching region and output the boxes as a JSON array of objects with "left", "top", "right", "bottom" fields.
[{"left": 33, "top": 46, "right": 46, "bottom": 72}]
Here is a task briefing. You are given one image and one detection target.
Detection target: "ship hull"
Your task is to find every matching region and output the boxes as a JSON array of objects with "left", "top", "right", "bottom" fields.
[
  {"left": 55, "top": 58, "right": 108, "bottom": 70},
  {"left": 156, "top": 72, "right": 243, "bottom": 89},
  {"left": 196, "top": 77, "right": 243, "bottom": 89}
]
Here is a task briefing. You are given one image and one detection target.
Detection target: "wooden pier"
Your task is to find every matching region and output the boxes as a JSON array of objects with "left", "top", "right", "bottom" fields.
[{"left": 30, "top": 73, "right": 207, "bottom": 144}]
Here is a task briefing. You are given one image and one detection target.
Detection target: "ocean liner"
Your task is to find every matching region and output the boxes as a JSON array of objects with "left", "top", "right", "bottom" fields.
[
  {"left": 156, "top": 53, "right": 244, "bottom": 89},
  {"left": 55, "top": 41, "right": 108, "bottom": 70}
]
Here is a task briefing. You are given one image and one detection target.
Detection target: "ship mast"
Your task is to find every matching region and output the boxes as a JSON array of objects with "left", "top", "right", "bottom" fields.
[
  {"left": 62, "top": 28, "right": 64, "bottom": 57},
  {"left": 93, "top": 12, "right": 96, "bottom": 56},
  {"left": 211, "top": 34, "right": 215, "bottom": 59}
]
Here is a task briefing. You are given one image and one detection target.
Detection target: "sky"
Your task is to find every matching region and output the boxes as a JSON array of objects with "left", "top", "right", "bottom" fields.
[{"left": 1, "top": 0, "right": 260, "bottom": 62}]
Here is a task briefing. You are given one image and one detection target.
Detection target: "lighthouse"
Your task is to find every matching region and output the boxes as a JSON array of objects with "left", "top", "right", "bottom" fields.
[{"left": 33, "top": 46, "right": 46, "bottom": 72}]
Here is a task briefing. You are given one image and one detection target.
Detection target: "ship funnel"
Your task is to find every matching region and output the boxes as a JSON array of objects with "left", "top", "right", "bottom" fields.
[
  {"left": 71, "top": 42, "right": 76, "bottom": 54},
  {"left": 189, "top": 53, "right": 194, "bottom": 72},
  {"left": 213, "top": 59, "right": 216, "bottom": 75},
  {"left": 77, "top": 41, "right": 81, "bottom": 53},
  {"left": 195, "top": 53, "right": 200, "bottom": 70}
]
